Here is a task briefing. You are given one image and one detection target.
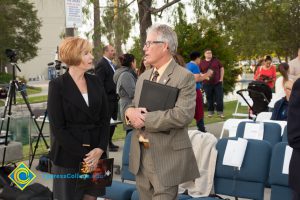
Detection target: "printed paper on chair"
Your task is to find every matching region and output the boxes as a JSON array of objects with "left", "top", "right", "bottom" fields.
[
  {"left": 244, "top": 123, "right": 264, "bottom": 140},
  {"left": 282, "top": 145, "right": 293, "bottom": 174},
  {"left": 223, "top": 138, "right": 248, "bottom": 168}
]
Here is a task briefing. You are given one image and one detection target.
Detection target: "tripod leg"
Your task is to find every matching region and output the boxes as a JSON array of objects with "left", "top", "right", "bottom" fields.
[
  {"left": 13, "top": 81, "right": 49, "bottom": 169},
  {"left": 14, "top": 81, "right": 49, "bottom": 149},
  {"left": 1, "top": 81, "right": 15, "bottom": 166},
  {"left": 29, "top": 110, "right": 48, "bottom": 169},
  {"left": 0, "top": 82, "right": 14, "bottom": 132}
]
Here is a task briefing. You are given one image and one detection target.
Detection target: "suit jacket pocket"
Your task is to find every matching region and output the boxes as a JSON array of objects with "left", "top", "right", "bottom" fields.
[{"left": 172, "top": 139, "right": 192, "bottom": 150}]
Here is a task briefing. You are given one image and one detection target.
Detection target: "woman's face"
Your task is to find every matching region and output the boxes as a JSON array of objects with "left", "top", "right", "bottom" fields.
[
  {"left": 78, "top": 50, "right": 94, "bottom": 71},
  {"left": 265, "top": 60, "right": 272, "bottom": 68}
]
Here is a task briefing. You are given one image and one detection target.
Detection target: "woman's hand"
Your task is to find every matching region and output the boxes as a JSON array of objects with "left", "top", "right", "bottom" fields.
[{"left": 84, "top": 148, "right": 104, "bottom": 170}]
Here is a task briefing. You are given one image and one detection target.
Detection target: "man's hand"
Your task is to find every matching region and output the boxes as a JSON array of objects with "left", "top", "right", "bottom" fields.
[{"left": 125, "top": 107, "right": 148, "bottom": 129}]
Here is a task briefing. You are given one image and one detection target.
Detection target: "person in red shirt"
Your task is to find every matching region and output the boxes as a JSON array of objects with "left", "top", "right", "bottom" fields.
[
  {"left": 254, "top": 55, "right": 276, "bottom": 89},
  {"left": 199, "top": 49, "right": 224, "bottom": 118}
]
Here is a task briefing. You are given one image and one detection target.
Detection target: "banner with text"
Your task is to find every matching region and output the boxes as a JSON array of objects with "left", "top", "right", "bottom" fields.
[{"left": 65, "top": 0, "right": 82, "bottom": 28}]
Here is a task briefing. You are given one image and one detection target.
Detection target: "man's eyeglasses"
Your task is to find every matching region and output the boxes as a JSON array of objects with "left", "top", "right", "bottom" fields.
[{"left": 144, "top": 41, "right": 164, "bottom": 48}]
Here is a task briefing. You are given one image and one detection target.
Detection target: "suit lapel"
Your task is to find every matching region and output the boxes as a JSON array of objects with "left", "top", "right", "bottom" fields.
[
  {"left": 62, "top": 72, "right": 95, "bottom": 121},
  {"left": 158, "top": 59, "right": 176, "bottom": 85}
]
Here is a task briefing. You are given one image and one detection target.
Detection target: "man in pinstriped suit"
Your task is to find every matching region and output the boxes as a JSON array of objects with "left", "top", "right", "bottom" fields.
[{"left": 125, "top": 24, "right": 199, "bottom": 200}]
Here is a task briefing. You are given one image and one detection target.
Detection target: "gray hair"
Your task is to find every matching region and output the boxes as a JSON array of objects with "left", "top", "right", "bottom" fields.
[{"left": 146, "top": 24, "right": 178, "bottom": 55}]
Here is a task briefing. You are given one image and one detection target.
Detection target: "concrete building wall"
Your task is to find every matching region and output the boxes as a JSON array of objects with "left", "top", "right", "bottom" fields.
[{"left": 18, "top": 0, "right": 66, "bottom": 80}]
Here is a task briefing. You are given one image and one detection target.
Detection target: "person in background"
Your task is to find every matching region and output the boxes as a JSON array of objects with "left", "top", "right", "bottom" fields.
[
  {"left": 113, "top": 53, "right": 137, "bottom": 135},
  {"left": 199, "top": 49, "right": 224, "bottom": 118},
  {"left": 95, "top": 45, "right": 119, "bottom": 152},
  {"left": 287, "top": 77, "right": 300, "bottom": 200},
  {"left": 125, "top": 24, "right": 199, "bottom": 199},
  {"left": 173, "top": 53, "right": 186, "bottom": 67},
  {"left": 288, "top": 47, "right": 300, "bottom": 81},
  {"left": 271, "top": 80, "right": 293, "bottom": 121},
  {"left": 138, "top": 56, "right": 152, "bottom": 76},
  {"left": 254, "top": 55, "right": 276, "bottom": 90},
  {"left": 254, "top": 58, "right": 265, "bottom": 74},
  {"left": 48, "top": 37, "right": 110, "bottom": 200},
  {"left": 186, "top": 51, "right": 212, "bottom": 132},
  {"left": 275, "top": 62, "right": 290, "bottom": 99}
]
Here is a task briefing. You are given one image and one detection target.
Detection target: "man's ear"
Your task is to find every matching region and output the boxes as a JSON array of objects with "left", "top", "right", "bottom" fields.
[{"left": 163, "top": 43, "right": 169, "bottom": 52}]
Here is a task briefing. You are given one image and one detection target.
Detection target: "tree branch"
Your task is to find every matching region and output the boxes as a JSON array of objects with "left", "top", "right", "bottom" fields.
[{"left": 149, "top": 0, "right": 181, "bottom": 14}]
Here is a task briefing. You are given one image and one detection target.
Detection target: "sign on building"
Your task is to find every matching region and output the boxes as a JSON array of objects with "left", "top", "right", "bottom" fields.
[{"left": 65, "top": 0, "right": 82, "bottom": 28}]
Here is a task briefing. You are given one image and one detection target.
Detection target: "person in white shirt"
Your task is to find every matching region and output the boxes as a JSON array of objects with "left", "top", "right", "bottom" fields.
[{"left": 288, "top": 47, "right": 300, "bottom": 80}]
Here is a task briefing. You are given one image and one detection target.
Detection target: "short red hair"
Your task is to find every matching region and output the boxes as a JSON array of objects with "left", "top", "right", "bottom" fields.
[{"left": 59, "top": 37, "right": 92, "bottom": 66}]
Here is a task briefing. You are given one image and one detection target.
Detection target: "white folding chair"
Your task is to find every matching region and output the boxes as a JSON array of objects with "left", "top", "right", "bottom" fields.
[
  {"left": 255, "top": 112, "right": 273, "bottom": 122},
  {"left": 232, "top": 93, "right": 253, "bottom": 117},
  {"left": 220, "top": 118, "right": 253, "bottom": 139}
]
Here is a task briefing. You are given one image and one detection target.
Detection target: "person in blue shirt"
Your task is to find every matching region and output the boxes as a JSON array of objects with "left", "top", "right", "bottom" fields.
[{"left": 186, "top": 51, "right": 212, "bottom": 132}]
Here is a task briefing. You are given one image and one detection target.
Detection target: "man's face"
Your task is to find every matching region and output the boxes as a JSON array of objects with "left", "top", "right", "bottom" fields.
[
  {"left": 143, "top": 32, "right": 166, "bottom": 67},
  {"left": 105, "top": 45, "right": 115, "bottom": 60},
  {"left": 298, "top": 48, "right": 300, "bottom": 58},
  {"left": 204, "top": 50, "right": 212, "bottom": 60}
]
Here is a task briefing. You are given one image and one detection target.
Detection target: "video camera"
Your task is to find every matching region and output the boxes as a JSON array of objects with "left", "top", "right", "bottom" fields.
[
  {"left": 47, "top": 50, "right": 67, "bottom": 78},
  {"left": 47, "top": 60, "right": 66, "bottom": 70}
]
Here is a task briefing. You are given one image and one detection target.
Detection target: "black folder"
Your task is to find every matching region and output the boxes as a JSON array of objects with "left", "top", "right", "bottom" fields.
[{"left": 138, "top": 80, "right": 179, "bottom": 112}]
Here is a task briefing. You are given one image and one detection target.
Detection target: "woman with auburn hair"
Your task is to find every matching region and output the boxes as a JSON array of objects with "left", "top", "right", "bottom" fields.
[{"left": 48, "top": 37, "right": 110, "bottom": 200}]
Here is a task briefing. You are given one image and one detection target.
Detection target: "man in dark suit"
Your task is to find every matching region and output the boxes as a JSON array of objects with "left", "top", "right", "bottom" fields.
[
  {"left": 288, "top": 78, "right": 300, "bottom": 200},
  {"left": 125, "top": 24, "right": 199, "bottom": 200},
  {"left": 95, "top": 45, "right": 119, "bottom": 152}
]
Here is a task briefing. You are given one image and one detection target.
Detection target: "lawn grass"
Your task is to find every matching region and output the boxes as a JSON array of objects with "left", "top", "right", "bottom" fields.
[
  {"left": 16, "top": 95, "right": 48, "bottom": 104},
  {"left": 26, "top": 86, "right": 42, "bottom": 95}
]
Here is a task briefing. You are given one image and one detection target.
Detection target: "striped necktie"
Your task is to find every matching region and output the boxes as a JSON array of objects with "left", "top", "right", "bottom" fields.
[{"left": 152, "top": 71, "right": 159, "bottom": 82}]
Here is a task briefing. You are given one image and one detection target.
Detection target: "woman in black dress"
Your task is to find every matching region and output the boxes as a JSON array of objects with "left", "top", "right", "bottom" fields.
[{"left": 48, "top": 37, "right": 110, "bottom": 200}]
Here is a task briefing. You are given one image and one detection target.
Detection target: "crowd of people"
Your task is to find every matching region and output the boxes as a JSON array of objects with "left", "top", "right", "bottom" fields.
[{"left": 47, "top": 24, "right": 300, "bottom": 200}]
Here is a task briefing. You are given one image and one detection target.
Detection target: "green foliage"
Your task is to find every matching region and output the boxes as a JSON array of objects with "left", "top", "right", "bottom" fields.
[
  {"left": 202, "top": 0, "right": 300, "bottom": 59},
  {"left": 174, "top": 5, "right": 240, "bottom": 94},
  {"left": 128, "top": 37, "right": 143, "bottom": 68},
  {"left": 101, "top": 1, "right": 133, "bottom": 54},
  {"left": 0, "top": 0, "right": 41, "bottom": 64},
  {"left": 0, "top": 73, "right": 12, "bottom": 84}
]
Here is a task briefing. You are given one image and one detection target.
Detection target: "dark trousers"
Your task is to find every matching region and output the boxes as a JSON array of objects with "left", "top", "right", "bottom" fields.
[
  {"left": 197, "top": 119, "right": 206, "bottom": 132},
  {"left": 109, "top": 101, "right": 118, "bottom": 143},
  {"left": 203, "top": 82, "right": 224, "bottom": 113}
]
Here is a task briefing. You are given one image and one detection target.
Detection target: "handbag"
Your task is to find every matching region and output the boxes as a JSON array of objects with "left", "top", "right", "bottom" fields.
[{"left": 77, "top": 158, "right": 114, "bottom": 189}]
